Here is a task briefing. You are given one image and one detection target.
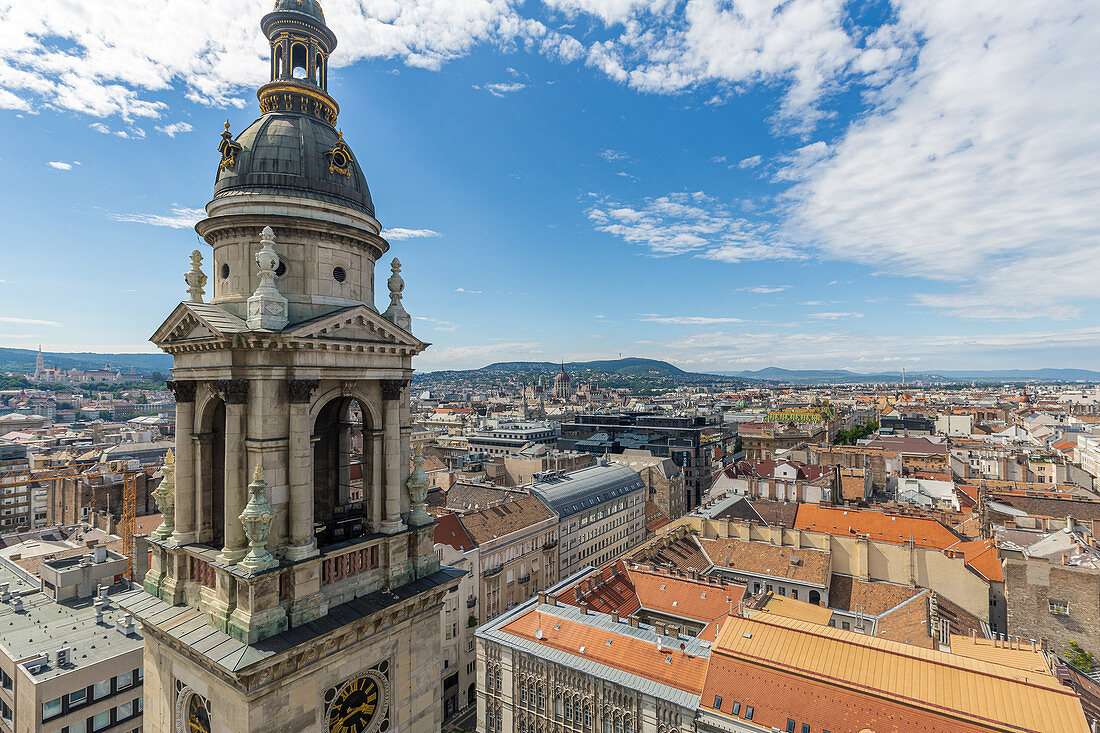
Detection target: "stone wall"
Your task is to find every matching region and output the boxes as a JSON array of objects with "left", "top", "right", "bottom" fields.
[{"left": 1004, "top": 558, "right": 1100, "bottom": 659}]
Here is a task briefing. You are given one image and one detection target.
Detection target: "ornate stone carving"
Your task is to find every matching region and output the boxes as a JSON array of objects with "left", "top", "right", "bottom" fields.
[
  {"left": 381, "top": 259, "right": 412, "bottom": 331},
  {"left": 165, "top": 379, "right": 197, "bottom": 403},
  {"left": 406, "top": 445, "right": 432, "bottom": 527},
  {"left": 246, "top": 226, "right": 289, "bottom": 331},
  {"left": 185, "top": 250, "right": 207, "bottom": 303},
  {"left": 237, "top": 465, "right": 277, "bottom": 573},
  {"left": 214, "top": 379, "right": 249, "bottom": 404},
  {"left": 380, "top": 379, "right": 405, "bottom": 401},
  {"left": 152, "top": 449, "right": 176, "bottom": 541},
  {"left": 286, "top": 378, "right": 319, "bottom": 404}
]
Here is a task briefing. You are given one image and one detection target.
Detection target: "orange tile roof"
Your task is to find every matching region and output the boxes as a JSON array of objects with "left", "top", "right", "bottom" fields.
[
  {"left": 630, "top": 567, "right": 744, "bottom": 624},
  {"left": 949, "top": 634, "right": 1051, "bottom": 675},
  {"left": 949, "top": 538, "right": 1003, "bottom": 583},
  {"left": 795, "top": 505, "right": 961, "bottom": 549},
  {"left": 557, "top": 562, "right": 745, "bottom": 626},
  {"left": 703, "top": 614, "right": 1089, "bottom": 733},
  {"left": 499, "top": 609, "right": 709, "bottom": 694},
  {"left": 754, "top": 594, "right": 833, "bottom": 626}
]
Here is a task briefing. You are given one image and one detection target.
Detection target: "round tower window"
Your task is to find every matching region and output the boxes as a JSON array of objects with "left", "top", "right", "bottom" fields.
[
  {"left": 332, "top": 151, "right": 347, "bottom": 168},
  {"left": 220, "top": 263, "right": 230, "bottom": 279},
  {"left": 333, "top": 266, "right": 346, "bottom": 283},
  {"left": 275, "top": 261, "right": 286, "bottom": 277}
]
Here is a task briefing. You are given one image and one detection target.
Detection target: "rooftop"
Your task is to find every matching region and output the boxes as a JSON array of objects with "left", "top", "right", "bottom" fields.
[{"left": 530, "top": 463, "right": 646, "bottom": 518}]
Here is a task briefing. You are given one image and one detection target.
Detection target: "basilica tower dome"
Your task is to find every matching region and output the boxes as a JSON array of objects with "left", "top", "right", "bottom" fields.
[{"left": 195, "top": 0, "right": 388, "bottom": 324}]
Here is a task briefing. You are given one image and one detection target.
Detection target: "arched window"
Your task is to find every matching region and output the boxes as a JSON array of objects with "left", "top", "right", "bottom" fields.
[
  {"left": 316, "top": 53, "right": 325, "bottom": 87},
  {"left": 604, "top": 711, "right": 613, "bottom": 730},
  {"left": 809, "top": 590, "right": 821, "bottom": 606},
  {"left": 291, "top": 43, "right": 308, "bottom": 79},
  {"left": 625, "top": 719, "right": 633, "bottom": 733},
  {"left": 274, "top": 45, "right": 284, "bottom": 78},
  {"left": 564, "top": 697, "right": 572, "bottom": 721}
]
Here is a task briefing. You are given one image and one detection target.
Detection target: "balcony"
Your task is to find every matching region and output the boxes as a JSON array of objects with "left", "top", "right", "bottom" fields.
[
  {"left": 483, "top": 565, "right": 502, "bottom": 578},
  {"left": 542, "top": 539, "right": 558, "bottom": 551},
  {"left": 466, "top": 596, "right": 477, "bottom": 609},
  {"left": 518, "top": 574, "right": 531, "bottom": 585}
]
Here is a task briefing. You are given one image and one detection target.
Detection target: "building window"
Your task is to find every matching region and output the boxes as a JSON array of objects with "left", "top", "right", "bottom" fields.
[
  {"left": 1050, "top": 600, "right": 1070, "bottom": 615},
  {"left": 118, "top": 699, "right": 134, "bottom": 719},
  {"left": 745, "top": 706, "right": 754, "bottom": 720},
  {"left": 69, "top": 688, "right": 88, "bottom": 707},
  {"left": 90, "top": 709, "right": 111, "bottom": 731},
  {"left": 117, "top": 670, "right": 134, "bottom": 690},
  {"left": 43, "top": 698, "right": 62, "bottom": 720},
  {"left": 93, "top": 679, "right": 110, "bottom": 700}
]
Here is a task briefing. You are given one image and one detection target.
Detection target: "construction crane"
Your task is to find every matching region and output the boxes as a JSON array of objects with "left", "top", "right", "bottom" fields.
[{"left": 0, "top": 460, "right": 143, "bottom": 577}]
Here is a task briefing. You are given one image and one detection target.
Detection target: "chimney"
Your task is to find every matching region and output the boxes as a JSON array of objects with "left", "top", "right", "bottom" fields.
[
  {"left": 611, "top": 610, "right": 620, "bottom": 623},
  {"left": 547, "top": 593, "right": 557, "bottom": 607},
  {"left": 537, "top": 591, "right": 547, "bottom": 605},
  {"left": 115, "top": 614, "right": 136, "bottom": 636},
  {"left": 93, "top": 545, "right": 107, "bottom": 564},
  {"left": 629, "top": 617, "right": 640, "bottom": 628},
  {"left": 579, "top": 602, "right": 588, "bottom": 616}
]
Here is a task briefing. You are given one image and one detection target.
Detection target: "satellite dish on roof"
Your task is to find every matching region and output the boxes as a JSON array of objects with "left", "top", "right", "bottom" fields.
[{"left": 535, "top": 628, "right": 543, "bottom": 640}]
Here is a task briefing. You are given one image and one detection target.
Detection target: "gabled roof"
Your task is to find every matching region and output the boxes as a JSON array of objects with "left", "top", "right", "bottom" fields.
[
  {"left": 282, "top": 304, "right": 426, "bottom": 351},
  {"left": 458, "top": 495, "right": 554, "bottom": 544},
  {"left": 149, "top": 301, "right": 248, "bottom": 345},
  {"left": 702, "top": 614, "right": 1088, "bottom": 733}
]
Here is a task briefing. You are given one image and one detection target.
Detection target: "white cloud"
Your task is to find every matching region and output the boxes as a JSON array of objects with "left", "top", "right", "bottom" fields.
[
  {"left": 736, "top": 155, "right": 762, "bottom": 169},
  {"left": 156, "top": 121, "right": 193, "bottom": 137},
  {"left": 0, "top": 316, "right": 62, "bottom": 326},
  {"left": 107, "top": 206, "right": 205, "bottom": 229},
  {"left": 385, "top": 227, "right": 440, "bottom": 241},
  {"left": 587, "top": 191, "right": 802, "bottom": 262},
  {"left": 741, "top": 285, "right": 790, "bottom": 294},
  {"left": 775, "top": 0, "right": 1100, "bottom": 316},
  {"left": 474, "top": 82, "right": 526, "bottom": 97},
  {"left": 638, "top": 314, "right": 744, "bottom": 325},
  {"left": 599, "top": 148, "right": 631, "bottom": 162},
  {"left": 455, "top": 287, "right": 483, "bottom": 294},
  {"left": 47, "top": 160, "right": 74, "bottom": 170},
  {"left": 807, "top": 312, "right": 862, "bottom": 320},
  {"left": 415, "top": 316, "right": 459, "bottom": 332}
]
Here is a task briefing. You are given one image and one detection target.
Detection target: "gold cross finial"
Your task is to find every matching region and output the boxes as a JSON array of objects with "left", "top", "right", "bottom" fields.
[{"left": 224, "top": 120, "right": 231, "bottom": 132}]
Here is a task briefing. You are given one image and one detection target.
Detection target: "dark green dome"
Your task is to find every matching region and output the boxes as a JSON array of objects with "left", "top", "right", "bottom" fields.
[
  {"left": 271, "top": 0, "right": 326, "bottom": 23},
  {"left": 213, "top": 113, "right": 374, "bottom": 217}
]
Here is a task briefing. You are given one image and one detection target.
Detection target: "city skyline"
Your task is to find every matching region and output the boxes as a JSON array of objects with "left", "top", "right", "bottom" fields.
[{"left": 3, "top": 0, "right": 1100, "bottom": 372}]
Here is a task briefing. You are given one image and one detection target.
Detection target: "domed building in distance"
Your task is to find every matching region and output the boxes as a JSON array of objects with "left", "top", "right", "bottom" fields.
[{"left": 118, "top": 3, "right": 462, "bottom": 732}]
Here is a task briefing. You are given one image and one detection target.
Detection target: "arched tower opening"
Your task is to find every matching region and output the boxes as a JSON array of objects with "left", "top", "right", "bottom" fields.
[
  {"left": 291, "top": 43, "right": 308, "bottom": 79},
  {"left": 312, "top": 395, "right": 373, "bottom": 547},
  {"left": 194, "top": 396, "right": 227, "bottom": 548}
]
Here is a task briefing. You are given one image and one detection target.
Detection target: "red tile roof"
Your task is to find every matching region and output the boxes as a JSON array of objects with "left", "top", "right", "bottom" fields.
[{"left": 433, "top": 512, "right": 475, "bottom": 552}]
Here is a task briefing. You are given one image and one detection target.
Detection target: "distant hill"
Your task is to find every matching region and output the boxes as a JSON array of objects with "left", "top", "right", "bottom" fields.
[
  {"left": 479, "top": 357, "right": 688, "bottom": 377},
  {"left": 0, "top": 347, "right": 172, "bottom": 375},
  {"left": 710, "top": 366, "right": 1100, "bottom": 384}
]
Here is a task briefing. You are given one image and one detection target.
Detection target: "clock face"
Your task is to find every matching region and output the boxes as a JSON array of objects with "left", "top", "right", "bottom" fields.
[
  {"left": 187, "top": 694, "right": 211, "bottom": 733},
  {"left": 328, "top": 675, "right": 381, "bottom": 733}
]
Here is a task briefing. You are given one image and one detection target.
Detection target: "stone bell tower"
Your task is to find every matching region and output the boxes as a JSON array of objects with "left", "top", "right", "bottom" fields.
[{"left": 118, "top": 2, "right": 461, "bottom": 732}]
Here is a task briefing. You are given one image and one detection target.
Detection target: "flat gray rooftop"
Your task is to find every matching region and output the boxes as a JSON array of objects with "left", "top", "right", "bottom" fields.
[
  {"left": 530, "top": 463, "right": 645, "bottom": 518},
  {"left": 0, "top": 559, "right": 142, "bottom": 683}
]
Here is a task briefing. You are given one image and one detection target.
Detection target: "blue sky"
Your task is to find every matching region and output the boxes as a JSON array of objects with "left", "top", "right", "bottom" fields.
[{"left": 2, "top": 0, "right": 1100, "bottom": 372}]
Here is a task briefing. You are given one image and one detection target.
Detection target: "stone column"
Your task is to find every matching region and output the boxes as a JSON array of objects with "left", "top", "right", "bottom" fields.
[
  {"left": 194, "top": 433, "right": 213, "bottom": 544},
  {"left": 215, "top": 379, "right": 249, "bottom": 565},
  {"left": 380, "top": 379, "right": 407, "bottom": 534},
  {"left": 167, "top": 380, "right": 197, "bottom": 545},
  {"left": 370, "top": 428, "right": 384, "bottom": 533},
  {"left": 285, "top": 379, "right": 318, "bottom": 561}
]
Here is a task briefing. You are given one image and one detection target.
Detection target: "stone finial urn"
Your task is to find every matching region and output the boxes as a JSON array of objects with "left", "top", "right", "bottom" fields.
[
  {"left": 152, "top": 449, "right": 176, "bottom": 540},
  {"left": 381, "top": 258, "right": 412, "bottom": 330},
  {"left": 185, "top": 250, "right": 207, "bottom": 303},
  {"left": 238, "top": 465, "right": 277, "bottom": 573},
  {"left": 407, "top": 445, "right": 432, "bottom": 526}
]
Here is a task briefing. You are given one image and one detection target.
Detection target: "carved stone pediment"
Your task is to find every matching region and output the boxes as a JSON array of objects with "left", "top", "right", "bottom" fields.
[
  {"left": 150, "top": 302, "right": 248, "bottom": 348},
  {"left": 283, "top": 305, "right": 427, "bottom": 352}
]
